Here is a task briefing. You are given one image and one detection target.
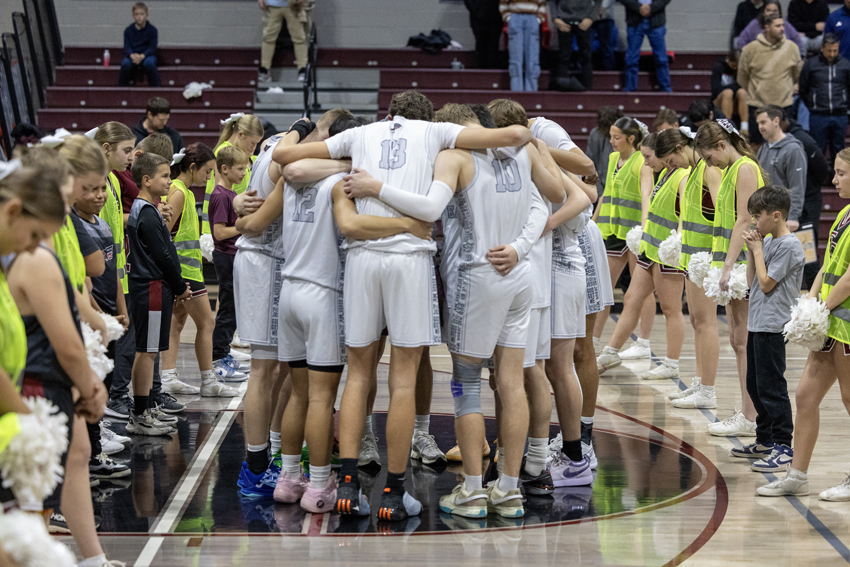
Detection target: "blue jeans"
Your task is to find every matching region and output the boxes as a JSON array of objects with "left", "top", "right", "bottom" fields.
[
  {"left": 592, "top": 19, "right": 616, "bottom": 71},
  {"left": 809, "top": 112, "right": 848, "bottom": 164},
  {"left": 508, "top": 14, "right": 540, "bottom": 92},
  {"left": 119, "top": 56, "right": 161, "bottom": 86},
  {"left": 625, "top": 20, "right": 671, "bottom": 92}
]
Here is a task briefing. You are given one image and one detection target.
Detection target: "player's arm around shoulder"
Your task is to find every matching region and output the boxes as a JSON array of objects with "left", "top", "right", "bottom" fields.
[
  {"left": 235, "top": 177, "right": 285, "bottom": 238},
  {"left": 456, "top": 124, "right": 533, "bottom": 150},
  {"left": 332, "top": 181, "right": 432, "bottom": 241},
  {"left": 526, "top": 140, "right": 566, "bottom": 204}
]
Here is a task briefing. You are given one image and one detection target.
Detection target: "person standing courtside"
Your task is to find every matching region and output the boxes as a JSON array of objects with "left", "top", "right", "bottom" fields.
[
  {"left": 465, "top": 0, "right": 503, "bottom": 69},
  {"left": 551, "top": 0, "right": 602, "bottom": 91},
  {"left": 501, "top": 0, "right": 547, "bottom": 92},
  {"left": 258, "top": 0, "right": 314, "bottom": 83}
]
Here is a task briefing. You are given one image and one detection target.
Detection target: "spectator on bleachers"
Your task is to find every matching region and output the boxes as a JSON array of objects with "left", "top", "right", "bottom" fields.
[
  {"left": 788, "top": 0, "right": 830, "bottom": 52},
  {"left": 712, "top": 50, "right": 748, "bottom": 133},
  {"left": 738, "top": 13, "right": 803, "bottom": 144},
  {"left": 258, "top": 0, "right": 314, "bottom": 84},
  {"left": 653, "top": 108, "right": 678, "bottom": 131},
  {"left": 131, "top": 97, "right": 184, "bottom": 152},
  {"left": 464, "top": 0, "right": 503, "bottom": 69},
  {"left": 733, "top": 0, "right": 765, "bottom": 44},
  {"left": 500, "top": 0, "right": 548, "bottom": 91},
  {"left": 118, "top": 2, "right": 160, "bottom": 87},
  {"left": 755, "top": 105, "right": 807, "bottom": 231},
  {"left": 586, "top": 104, "right": 622, "bottom": 196},
  {"left": 592, "top": 0, "right": 616, "bottom": 71},
  {"left": 825, "top": 0, "right": 850, "bottom": 62},
  {"left": 799, "top": 33, "right": 850, "bottom": 165},
  {"left": 619, "top": 0, "right": 672, "bottom": 93},
  {"left": 736, "top": 1, "right": 807, "bottom": 56},
  {"left": 551, "top": 0, "right": 602, "bottom": 91},
  {"left": 679, "top": 98, "right": 727, "bottom": 130}
]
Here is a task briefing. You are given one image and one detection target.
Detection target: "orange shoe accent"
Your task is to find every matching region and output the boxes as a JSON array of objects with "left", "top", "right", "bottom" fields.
[
  {"left": 383, "top": 487, "right": 391, "bottom": 493},
  {"left": 344, "top": 475, "right": 351, "bottom": 483}
]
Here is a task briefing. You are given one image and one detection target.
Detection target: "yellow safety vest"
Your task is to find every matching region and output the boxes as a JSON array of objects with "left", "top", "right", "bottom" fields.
[
  {"left": 679, "top": 160, "right": 720, "bottom": 270},
  {"left": 0, "top": 268, "right": 25, "bottom": 455},
  {"left": 821, "top": 204, "right": 850, "bottom": 344},
  {"left": 710, "top": 156, "right": 763, "bottom": 269},
  {"left": 597, "top": 150, "right": 644, "bottom": 240},
  {"left": 168, "top": 179, "right": 204, "bottom": 282},
  {"left": 53, "top": 216, "right": 86, "bottom": 292},
  {"left": 99, "top": 172, "right": 128, "bottom": 294},
  {"left": 640, "top": 166, "right": 690, "bottom": 266}
]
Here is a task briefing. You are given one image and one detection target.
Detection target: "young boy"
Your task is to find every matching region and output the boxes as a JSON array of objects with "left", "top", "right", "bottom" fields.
[
  {"left": 734, "top": 185, "right": 806, "bottom": 472},
  {"left": 126, "top": 153, "right": 190, "bottom": 436},
  {"left": 119, "top": 2, "right": 160, "bottom": 87},
  {"left": 208, "top": 146, "right": 249, "bottom": 369}
]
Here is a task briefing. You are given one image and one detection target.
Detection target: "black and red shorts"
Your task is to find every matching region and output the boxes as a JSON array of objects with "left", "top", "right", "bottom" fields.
[
  {"left": 636, "top": 252, "right": 685, "bottom": 275},
  {"left": 129, "top": 280, "right": 175, "bottom": 353},
  {"left": 604, "top": 235, "right": 629, "bottom": 257},
  {"left": 187, "top": 279, "right": 208, "bottom": 299},
  {"left": 820, "top": 337, "right": 850, "bottom": 356}
]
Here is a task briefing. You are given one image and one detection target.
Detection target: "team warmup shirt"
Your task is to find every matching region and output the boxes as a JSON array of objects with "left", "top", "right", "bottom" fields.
[
  {"left": 209, "top": 185, "right": 240, "bottom": 255},
  {"left": 126, "top": 198, "right": 184, "bottom": 293},
  {"left": 72, "top": 209, "right": 118, "bottom": 314},
  {"left": 281, "top": 173, "right": 347, "bottom": 291},
  {"left": 325, "top": 116, "right": 464, "bottom": 253},
  {"left": 236, "top": 135, "right": 285, "bottom": 259}
]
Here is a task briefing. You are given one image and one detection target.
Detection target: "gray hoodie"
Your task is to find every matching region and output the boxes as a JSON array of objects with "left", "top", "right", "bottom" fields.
[
  {"left": 756, "top": 134, "right": 808, "bottom": 223},
  {"left": 553, "top": 0, "right": 603, "bottom": 21}
]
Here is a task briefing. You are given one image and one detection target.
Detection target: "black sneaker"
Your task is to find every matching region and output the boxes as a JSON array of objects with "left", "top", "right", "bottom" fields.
[
  {"left": 89, "top": 452, "right": 131, "bottom": 479},
  {"left": 297, "top": 67, "right": 307, "bottom": 82},
  {"left": 377, "top": 489, "right": 421, "bottom": 522},
  {"left": 48, "top": 511, "right": 70, "bottom": 534},
  {"left": 334, "top": 474, "right": 361, "bottom": 515},
  {"left": 105, "top": 396, "right": 130, "bottom": 420},
  {"left": 151, "top": 391, "right": 185, "bottom": 414},
  {"left": 90, "top": 474, "right": 100, "bottom": 488},
  {"left": 520, "top": 468, "right": 555, "bottom": 496}
]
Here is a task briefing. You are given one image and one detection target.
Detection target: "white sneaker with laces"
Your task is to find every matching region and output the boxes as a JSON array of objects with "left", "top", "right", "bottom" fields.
[
  {"left": 546, "top": 432, "right": 562, "bottom": 466},
  {"left": 756, "top": 469, "right": 809, "bottom": 497},
  {"left": 669, "top": 376, "right": 701, "bottom": 400},
  {"left": 640, "top": 361, "right": 679, "bottom": 380},
  {"left": 161, "top": 371, "right": 200, "bottom": 395},
  {"left": 671, "top": 386, "right": 717, "bottom": 409},
  {"left": 229, "top": 348, "right": 251, "bottom": 362},
  {"left": 201, "top": 377, "right": 240, "bottom": 397},
  {"left": 593, "top": 337, "right": 602, "bottom": 356},
  {"left": 619, "top": 339, "right": 651, "bottom": 360},
  {"left": 150, "top": 406, "right": 178, "bottom": 424},
  {"left": 100, "top": 420, "right": 130, "bottom": 445},
  {"left": 358, "top": 431, "right": 381, "bottom": 467},
  {"left": 231, "top": 332, "right": 249, "bottom": 349},
  {"left": 581, "top": 441, "right": 598, "bottom": 469},
  {"left": 706, "top": 410, "right": 757, "bottom": 437},
  {"left": 101, "top": 436, "right": 125, "bottom": 456},
  {"left": 126, "top": 410, "right": 174, "bottom": 437},
  {"left": 596, "top": 349, "right": 622, "bottom": 374},
  {"left": 819, "top": 474, "right": 850, "bottom": 501},
  {"left": 410, "top": 432, "right": 446, "bottom": 464}
]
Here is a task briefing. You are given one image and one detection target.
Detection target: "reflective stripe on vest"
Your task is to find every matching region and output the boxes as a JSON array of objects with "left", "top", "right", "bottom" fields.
[
  {"left": 99, "top": 172, "right": 128, "bottom": 294},
  {"left": 53, "top": 216, "right": 87, "bottom": 292},
  {"left": 201, "top": 142, "right": 255, "bottom": 234},
  {"left": 170, "top": 180, "right": 204, "bottom": 282},
  {"left": 710, "top": 156, "right": 763, "bottom": 269},
  {"left": 679, "top": 160, "right": 716, "bottom": 270},
  {"left": 0, "top": 270, "right": 26, "bottom": 388},
  {"left": 596, "top": 150, "right": 644, "bottom": 240},
  {"left": 821, "top": 204, "right": 850, "bottom": 344},
  {"left": 640, "top": 166, "right": 690, "bottom": 266}
]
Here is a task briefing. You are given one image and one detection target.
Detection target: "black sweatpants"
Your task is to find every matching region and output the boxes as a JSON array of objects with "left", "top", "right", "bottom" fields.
[
  {"left": 212, "top": 251, "right": 237, "bottom": 361},
  {"left": 745, "top": 331, "right": 793, "bottom": 447}
]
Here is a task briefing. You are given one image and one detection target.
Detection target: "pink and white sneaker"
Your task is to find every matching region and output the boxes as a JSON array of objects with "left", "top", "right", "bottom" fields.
[
  {"left": 273, "top": 472, "right": 306, "bottom": 503},
  {"left": 301, "top": 476, "right": 338, "bottom": 514}
]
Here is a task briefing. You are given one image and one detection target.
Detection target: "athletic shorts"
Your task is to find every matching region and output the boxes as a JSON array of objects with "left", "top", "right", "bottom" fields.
[
  {"left": 129, "top": 280, "right": 174, "bottom": 353},
  {"left": 820, "top": 338, "right": 850, "bottom": 356},
  {"left": 524, "top": 307, "right": 551, "bottom": 368},
  {"left": 278, "top": 279, "right": 346, "bottom": 366},
  {"left": 579, "top": 219, "right": 615, "bottom": 314},
  {"left": 344, "top": 248, "right": 441, "bottom": 348},
  {"left": 449, "top": 261, "right": 532, "bottom": 358},
  {"left": 604, "top": 235, "right": 628, "bottom": 257},
  {"left": 552, "top": 260, "right": 587, "bottom": 339},
  {"left": 637, "top": 253, "right": 685, "bottom": 275},
  {"left": 187, "top": 279, "right": 208, "bottom": 299},
  {"left": 234, "top": 250, "right": 285, "bottom": 347},
  {"left": 20, "top": 375, "right": 74, "bottom": 511}
]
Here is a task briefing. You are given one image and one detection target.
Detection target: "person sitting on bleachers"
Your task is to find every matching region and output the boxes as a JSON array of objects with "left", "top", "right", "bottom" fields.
[
  {"left": 119, "top": 2, "right": 161, "bottom": 87},
  {"left": 679, "top": 98, "right": 728, "bottom": 131},
  {"left": 131, "top": 97, "right": 183, "bottom": 153}
]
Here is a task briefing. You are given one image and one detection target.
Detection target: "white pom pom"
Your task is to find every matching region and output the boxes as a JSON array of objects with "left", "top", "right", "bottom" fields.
[
  {"left": 0, "top": 510, "right": 75, "bottom": 567},
  {"left": 200, "top": 233, "right": 214, "bottom": 262},
  {"left": 82, "top": 322, "right": 113, "bottom": 381},
  {"left": 784, "top": 296, "right": 831, "bottom": 351},
  {"left": 658, "top": 230, "right": 681, "bottom": 268},
  {"left": 98, "top": 312, "right": 125, "bottom": 343},
  {"left": 687, "top": 251, "right": 711, "bottom": 289},
  {"left": 703, "top": 263, "right": 749, "bottom": 305},
  {"left": 626, "top": 226, "right": 643, "bottom": 256},
  {"left": 0, "top": 397, "right": 69, "bottom": 505},
  {"left": 728, "top": 263, "right": 750, "bottom": 301}
]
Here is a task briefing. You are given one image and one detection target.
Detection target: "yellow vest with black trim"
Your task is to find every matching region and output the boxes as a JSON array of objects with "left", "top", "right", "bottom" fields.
[
  {"left": 710, "top": 156, "right": 763, "bottom": 269},
  {"left": 821, "top": 204, "right": 850, "bottom": 344},
  {"left": 169, "top": 180, "right": 204, "bottom": 282},
  {"left": 99, "top": 172, "right": 128, "bottom": 294},
  {"left": 53, "top": 216, "right": 86, "bottom": 292},
  {"left": 597, "top": 150, "right": 644, "bottom": 240},
  {"left": 679, "top": 160, "right": 720, "bottom": 270},
  {"left": 640, "top": 166, "right": 690, "bottom": 266},
  {"left": 201, "top": 142, "right": 256, "bottom": 234},
  {"left": 0, "top": 268, "right": 26, "bottom": 454}
]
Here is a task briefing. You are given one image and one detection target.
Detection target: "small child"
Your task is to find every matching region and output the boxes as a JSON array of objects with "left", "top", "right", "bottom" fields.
[
  {"left": 735, "top": 185, "right": 806, "bottom": 472},
  {"left": 500, "top": 0, "right": 547, "bottom": 92},
  {"left": 119, "top": 2, "right": 160, "bottom": 87},
  {"left": 126, "top": 153, "right": 190, "bottom": 436},
  {"left": 208, "top": 145, "right": 249, "bottom": 366}
]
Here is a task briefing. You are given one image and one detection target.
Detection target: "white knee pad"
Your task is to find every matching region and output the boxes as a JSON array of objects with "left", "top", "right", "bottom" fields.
[{"left": 452, "top": 358, "right": 484, "bottom": 418}]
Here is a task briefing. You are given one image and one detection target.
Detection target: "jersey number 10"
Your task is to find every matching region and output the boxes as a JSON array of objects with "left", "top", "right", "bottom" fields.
[{"left": 492, "top": 158, "right": 522, "bottom": 193}]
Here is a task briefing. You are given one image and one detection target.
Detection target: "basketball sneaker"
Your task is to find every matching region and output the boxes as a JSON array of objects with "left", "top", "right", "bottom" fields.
[
  {"left": 377, "top": 490, "right": 422, "bottom": 522},
  {"left": 301, "top": 476, "right": 338, "bottom": 514},
  {"left": 229, "top": 348, "right": 251, "bottom": 362},
  {"left": 730, "top": 442, "right": 773, "bottom": 459},
  {"left": 520, "top": 467, "right": 555, "bottom": 495},
  {"left": 640, "top": 361, "right": 679, "bottom": 380},
  {"left": 126, "top": 410, "right": 174, "bottom": 436},
  {"left": 89, "top": 453, "right": 131, "bottom": 479},
  {"left": 619, "top": 338, "right": 651, "bottom": 359},
  {"left": 751, "top": 444, "right": 793, "bottom": 472},
  {"left": 161, "top": 370, "right": 200, "bottom": 395},
  {"left": 100, "top": 420, "right": 130, "bottom": 445},
  {"left": 410, "top": 432, "right": 446, "bottom": 464},
  {"left": 550, "top": 454, "right": 593, "bottom": 488},
  {"left": 213, "top": 359, "right": 248, "bottom": 382},
  {"left": 546, "top": 432, "right": 562, "bottom": 466},
  {"left": 756, "top": 468, "right": 809, "bottom": 497},
  {"left": 485, "top": 483, "right": 524, "bottom": 518},
  {"left": 581, "top": 441, "right": 598, "bottom": 470},
  {"left": 819, "top": 474, "right": 850, "bottom": 502},
  {"left": 201, "top": 376, "right": 240, "bottom": 397},
  {"left": 706, "top": 410, "right": 756, "bottom": 437},
  {"left": 669, "top": 376, "right": 701, "bottom": 400},
  {"left": 445, "top": 439, "right": 490, "bottom": 462},
  {"left": 596, "top": 347, "right": 622, "bottom": 374},
  {"left": 273, "top": 470, "right": 306, "bottom": 503},
  {"left": 242, "top": 461, "right": 281, "bottom": 498},
  {"left": 335, "top": 475, "right": 363, "bottom": 515},
  {"left": 358, "top": 431, "right": 381, "bottom": 467},
  {"left": 439, "top": 482, "right": 488, "bottom": 518}
]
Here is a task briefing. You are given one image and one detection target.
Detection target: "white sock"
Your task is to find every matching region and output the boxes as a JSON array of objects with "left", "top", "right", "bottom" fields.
[
  {"left": 280, "top": 453, "right": 301, "bottom": 478},
  {"left": 581, "top": 416, "right": 594, "bottom": 426},
  {"left": 525, "top": 437, "right": 548, "bottom": 477},
  {"left": 414, "top": 414, "right": 430, "bottom": 436},
  {"left": 665, "top": 357, "right": 679, "bottom": 368},
  {"left": 498, "top": 474, "right": 518, "bottom": 493},
  {"left": 593, "top": 337, "right": 600, "bottom": 350},
  {"left": 247, "top": 442, "right": 268, "bottom": 453},
  {"left": 269, "top": 431, "right": 281, "bottom": 454},
  {"left": 364, "top": 414, "right": 373, "bottom": 436},
  {"left": 78, "top": 554, "right": 106, "bottom": 567},
  {"left": 701, "top": 385, "right": 715, "bottom": 394},
  {"left": 636, "top": 338, "right": 650, "bottom": 347},
  {"left": 789, "top": 466, "right": 807, "bottom": 479},
  {"left": 201, "top": 369, "right": 216, "bottom": 382},
  {"left": 603, "top": 346, "right": 618, "bottom": 355},
  {"left": 496, "top": 447, "right": 506, "bottom": 474},
  {"left": 740, "top": 121, "right": 749, "bottom": 131},
  {"left": 464, "top": 474, "right": 482, "bottom": 492},
  {"left": 161, "top": 368, "right": 177, "bottom": 379},
  {"left": 310, "top": 464, "right": 331, "bottom": 489}
]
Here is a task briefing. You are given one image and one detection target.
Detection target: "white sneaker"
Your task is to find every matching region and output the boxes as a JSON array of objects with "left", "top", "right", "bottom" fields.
[
  {"left": 126, "top": 410, "right": 174, "bottom": 437},
  {"left": 640, "top": 361, "right": 679, "bottom": 380},
  {"left": 229, "top": 348, "right": 251, "bottom": 362},
  {"left": 706, "top": 410, "right": 757, "bottom": 437},
  {"left": 619, "top": 339, "right": 651, "bottom": 360},
  {"left": 581, "top": 441, "right": 598, "bottom": 469},
  {"left": 546, "top": 432, "right": 562, "bottom": 466},
  {"left": 161, "top": 372, "right": 200, "bottom": 395},
  {"left": 671, "top": 386, "right": 717, "bottom": 409},
  {"left": 410, "top": 432, "right": 447, "bottom": 464},
  {"left": 150, "top": 405, "right": 178, "bottom": 424},
  {"left": 669, "top": 376, "right": 701, "bottom": 400},
  {"left": 756, "top": 469, "right": 809, "bottom": 497},
  {"left": 100, "top": 420, "right": 130, "bottom": 445},
  {"left": 101, "top": 436, "right": 125, "bottom": 456},
  {"left": 213, "top": 359, "right": 248, "bottom": 382},
  {"left": 819, "top": 474, "right": 850, "bottom": 501},
  {"left": 201, "top": 378, "right": 240, "bottom": 397},
  {"left": 596, "top": 349, "right": 622, "bottom": 374},
  {"left": 231, "top": 332, "right": 250, "bottom": 349},
  {"left": 358, "top": 431, "right": 381, "bottom": 467}
]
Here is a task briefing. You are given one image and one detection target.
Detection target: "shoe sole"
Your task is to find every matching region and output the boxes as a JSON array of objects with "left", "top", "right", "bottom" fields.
[
  {"left": 751, "top": 464, "right": 790, "bottom": 473},
  {"left": 730, "top": 452, "right": 772, "bottom": 459},
  {"left": 410, "top": 449, "right": 447, "bottom": 465},
  {"left": 523, "top": 484, "right": 555, "bottom": 496},
  {"left": 158, "top": 407, "right": 185, "bottom": 414},
  {"left": 487, "top": 504, "right": 524, "bottom": 518},
  {"left": 597, "top": 360, "right": 622, "bottom": 374},
  {"left": 91, "top": 469, "right": 132, "bottom": 479},
  {"left": 439, "top": 503, "right": 488, "bottom": 517},
  {"left": 377, "top": 507, "right": 408, "bottom": 521},
  {"left": 757, "top": 488, "right": 809, "bottom": 497},
  {"left": 619, "top": 352, "right": 651, "bottom": 360},
  {"left": 126, "top": 427, "right": 173, "bottom": 437},
  {"left": 273, "top": 491, "right": 304, "bottom": 504},
  {"left": 668, "top": 390, "right": 695, "bottom": 400},
  {"left": 201, "top": 391, "right": 238, "bottom": 397},
  {"left": 553, "top": 472, "right": 593, "bottom": 488},
  {"left": 707, "top": 429, "right": 756, "bottom": 437},
  {"left": 104, "top": 408, "right": 129, "bottom": 420},
  {"left": 671, "top": 400, "right": 717, "bottom": 409},
  {"left": 48, "top": 525, "right": 71, "bottom": 535},
  {"left": 641, "top": 373, "right": 679, "bottom": 380},
  {"left": 162, "top": 386, "right": 201, "bottom": 395},
  {"left": 819, "top": 493, "right": 850, "bottom": 501}
]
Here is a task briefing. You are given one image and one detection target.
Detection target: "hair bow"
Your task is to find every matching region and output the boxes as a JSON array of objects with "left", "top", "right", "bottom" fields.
[
  {"left": 38, "top": 128, "right": 73, "bottom": 149},
  {"left": 84, "top": 127, "right": 99, "bottom": 139},
  {"left": 221, "top": 113, "right": 244, "bottom": 126},
  {"left": 678, "top": 126, "right": 697, "bottom": 140},
  {"left": 171, "top": 148, "right": 186, "bottom": 166},
  {"left": 635, "top": 119, "right": 650, "bottom": 137},
  {"left": 0, "top": 159, "right": 22, "bottom": 182},
  {"left": 716, "top": 118, "right": 741, "bottom": 138}
]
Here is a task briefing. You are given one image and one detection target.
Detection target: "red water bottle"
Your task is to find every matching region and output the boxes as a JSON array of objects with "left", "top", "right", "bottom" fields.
[{"left": 103, "top": 49, "right": 110, "bottom": 67}]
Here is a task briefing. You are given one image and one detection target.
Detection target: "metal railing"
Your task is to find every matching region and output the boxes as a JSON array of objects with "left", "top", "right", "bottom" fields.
[{"left": 302, "top": 23, "right": 320, "bottom": 119}]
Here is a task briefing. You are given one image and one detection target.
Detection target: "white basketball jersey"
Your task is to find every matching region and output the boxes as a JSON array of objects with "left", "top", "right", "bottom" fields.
[
  {"left": 528, "top": 197, "right": 553, "bottom": 308},
  {"left": 325, "top": 116, "right": 464, "bottom": 254},
  {"left": 552, "top": 200, "right": 587, "bottom": 270},
  {"left": 236, "top": 135, "right": 285, "bottom": 259},
  {"left": 530, "top": 117, "right": 578, "bottom": 153},
  {"left": 280, "top": 173, "right": 346, "bottom": 292}
]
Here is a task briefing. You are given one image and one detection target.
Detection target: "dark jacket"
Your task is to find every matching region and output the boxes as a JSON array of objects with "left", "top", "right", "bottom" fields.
[
  {"left": 463, "top": 0, "right": 502, "bottom": 22},
  {"left": 617, "top": 0, "right": 670, "bottom": 29},
  {"left": 788, "top": 0, "right": 829, "bottom": 39},
  {"left": 123, "top": 22, "right": 157, "bottom": 59},
  {"left": 799, "top": 53, "right": 850, "bottom": 115},
  {"left": 733, "top": 0, "right": 763, "bottom": 39},
  {"left": 132, "top": 117, "right": 184, "bottom": 155},
  {"left": 711, "top": 59, "right": 739, "bottom": 99},
  {"left": 786, "top": 119, "right": 830, "bottom": 202},
  {"left": 554, "top": 0, "right": 603, "bottom": 22}
]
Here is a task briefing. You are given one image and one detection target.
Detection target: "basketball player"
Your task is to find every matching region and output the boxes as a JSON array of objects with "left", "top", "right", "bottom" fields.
[{"left": 275, "top": 90, "right": 535, "bottom": 521}]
